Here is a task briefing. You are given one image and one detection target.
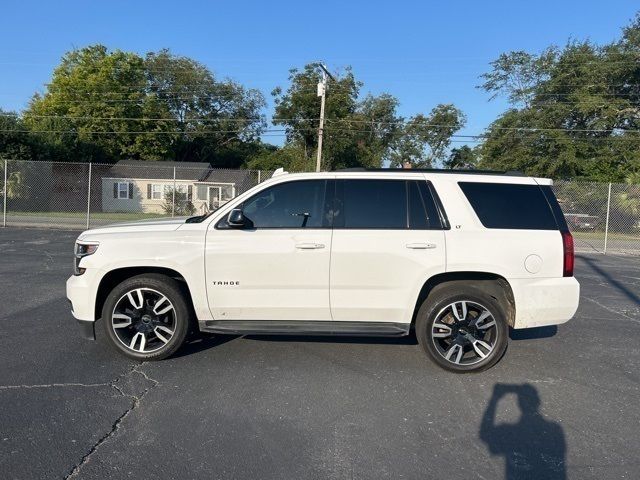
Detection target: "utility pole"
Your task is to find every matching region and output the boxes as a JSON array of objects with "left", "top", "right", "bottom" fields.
[{"left": 316, "top": 64, "right": 334, "bottom": 172}]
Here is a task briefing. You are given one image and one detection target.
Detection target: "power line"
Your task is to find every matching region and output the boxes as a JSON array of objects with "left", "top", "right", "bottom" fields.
[
  {"left": 3, "top": 112, "right": 640, "bottom": 134},
  {"left": 5, "top": 127, "right": 640, "bottom": 144},
  {"left": 0, "top": 113, "right": 293, "bottom": 122},
  {"left": 0, "top": 128, "right": 286, "bottom": 135}
]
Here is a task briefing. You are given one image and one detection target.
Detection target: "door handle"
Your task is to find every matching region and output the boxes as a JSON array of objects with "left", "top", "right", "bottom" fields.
[
  {"left": 406, "top": 242, "right": 436, "bottom": 250},
  {"left": 295, "top": 243, "right": 325, "bottom": 250}
]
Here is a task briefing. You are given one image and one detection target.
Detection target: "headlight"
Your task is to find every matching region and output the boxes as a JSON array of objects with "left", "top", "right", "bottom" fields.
[{"left": 74, "top": 242, "right": 99, "bottom": 275}]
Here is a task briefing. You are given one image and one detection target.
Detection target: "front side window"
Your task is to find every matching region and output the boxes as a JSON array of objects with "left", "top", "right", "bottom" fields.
[{"left": 223, "top": 180, "right": 328, "bottom": 229}]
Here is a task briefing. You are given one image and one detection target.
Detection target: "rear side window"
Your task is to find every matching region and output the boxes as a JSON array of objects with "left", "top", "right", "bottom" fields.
[
  {"left": 408, "top": 180, "right": 442, "bottom": 229},
  {"left": 333, "top": 179, "right": 443, "bottom": 229},
  {"left": 339, "top": 179, "right": 406, "bottom": 229},
  {"left": 459, "top": 182, "right": 558, "bottom": 230}
]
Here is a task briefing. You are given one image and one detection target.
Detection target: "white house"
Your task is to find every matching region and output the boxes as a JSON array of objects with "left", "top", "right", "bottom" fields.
[{"left": 101, "top": 160, "right": 253, "bottom": 214}]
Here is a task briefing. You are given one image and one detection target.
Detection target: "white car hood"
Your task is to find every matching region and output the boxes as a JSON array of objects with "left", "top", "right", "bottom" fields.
[
  {"left": 78, "top": 217, "right": 189, "bottom": 239},
  {"left": 106, "top": 217, "right": 190, "bottom": 228}
]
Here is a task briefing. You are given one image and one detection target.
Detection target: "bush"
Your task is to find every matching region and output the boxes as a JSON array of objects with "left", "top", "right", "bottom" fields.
[{"left": 162, "top": 187, "right": 195, "bottom": 216}]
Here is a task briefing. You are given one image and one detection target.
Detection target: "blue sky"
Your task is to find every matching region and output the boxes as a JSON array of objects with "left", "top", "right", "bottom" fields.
[{"left": 1, "top": 0, "right": 638, "bottom": 146}]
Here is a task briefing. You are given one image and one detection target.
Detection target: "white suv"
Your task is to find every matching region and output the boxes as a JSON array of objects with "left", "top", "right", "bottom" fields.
[{"left": 67, "top": 168, "right": 579, "bottom": 372}]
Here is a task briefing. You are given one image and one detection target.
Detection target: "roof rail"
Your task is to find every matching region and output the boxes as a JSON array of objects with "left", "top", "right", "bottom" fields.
[
  {"left": 271, "top": 167, "right": 289, "bottom": 178},
  {"left": 333, "top": 167, "right": 524, "bottom": 176}
]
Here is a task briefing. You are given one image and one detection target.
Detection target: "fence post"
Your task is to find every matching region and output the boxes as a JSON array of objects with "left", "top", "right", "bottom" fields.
[
  {"left": 172, "top": 166, "right": 176, "bottom": 217},
  {"left": 86, "top": 162, "right": 92, "bottom": 229},
  {"left": 257, "top": 170, "right": 261, "bottom": 184},
  {"left": 2, "top": 159, "right": 7, "bottom": 228},
  {"left": 603, "top": 182, "right": 612, "bottom": 255}
]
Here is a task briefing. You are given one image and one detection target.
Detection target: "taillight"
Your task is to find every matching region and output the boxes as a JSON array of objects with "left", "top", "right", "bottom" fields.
[{"left": 561, "top": 231, "right": 574, "bottom": 277}]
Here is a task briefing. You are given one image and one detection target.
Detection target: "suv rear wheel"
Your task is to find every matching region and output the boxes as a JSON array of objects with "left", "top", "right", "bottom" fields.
[
  {"left": 416, "top": 283, "right": 508, "bottom": 373},
  {"left": 102, "top": 274, "right": 190, "bottom": 360}
]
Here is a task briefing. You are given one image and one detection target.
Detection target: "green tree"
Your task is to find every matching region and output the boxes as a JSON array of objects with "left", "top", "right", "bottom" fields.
[
  {"left": 246, "top": 144, "right": 308, "bottom": 171},
  {"left": 479, "top": 49, "right": 557, "bottom": 107},
  {"left": 445, "top": 145, "right": 479, "bottom": 169},
  {"left": 22, "top": 45, "right": 267, "bottom": 165},
  {"left": 145, "top": 49, "right": 266, "bottom": 166},
  {"left": 617, "top": 172, "right": 640, "bottom": 218},
  {"left": 0, "top": 109, "right": 50, "bottom": 160},
  {"left": 272, "top": 64, "right": 464, "bottom": 170},
  {"left": 24, "top": 45, "right": 148, "bottom": 162},
  {"left": 272, "top": 64, "right": 361, "bottom": 169},
  {"left": 478, "top": 14, "right": 640, "bottom": 181},
  {"left": 389, "top": 105, "right": 466, "bottom": 168}
]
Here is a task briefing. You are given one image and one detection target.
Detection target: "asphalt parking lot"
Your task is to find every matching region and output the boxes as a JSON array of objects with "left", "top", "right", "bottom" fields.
[{"left": 1, "top": 227, "right": 639, "bottom": 480}]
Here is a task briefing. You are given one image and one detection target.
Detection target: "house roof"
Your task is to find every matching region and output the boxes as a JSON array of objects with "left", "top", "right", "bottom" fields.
[
  {"left": 108, "top": 160, "right": 213, "bottom": 181},
  {"left": 200, "top": 169, "right": 253, "bottom": 185}
]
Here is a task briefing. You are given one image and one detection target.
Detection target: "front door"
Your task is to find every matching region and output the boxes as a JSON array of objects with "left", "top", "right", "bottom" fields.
[
  {"left": 206, "top": 179, "right": 333, "bottom": 321},
  {"left": 330, "top": 178, "right": 446, "bottom": 324},
  {"left": 208, "top": 186, "right": 221, "bottom": 210}
]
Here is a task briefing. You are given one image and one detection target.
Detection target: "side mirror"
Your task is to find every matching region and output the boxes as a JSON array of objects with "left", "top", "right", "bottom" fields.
[{"left": 227, "top": 208, "right": 246, "bottom": 227}]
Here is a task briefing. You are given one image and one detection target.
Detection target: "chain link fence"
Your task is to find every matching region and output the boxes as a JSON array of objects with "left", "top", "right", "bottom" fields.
[
  {"left": 552, "top": 180, "right": 640, "bottom": 255},
  {"left": 0, "top": 159, "right": 271, "bottom": 230},
  {"left": 1, "top": 159, "right": 639, "bottom": 255}
]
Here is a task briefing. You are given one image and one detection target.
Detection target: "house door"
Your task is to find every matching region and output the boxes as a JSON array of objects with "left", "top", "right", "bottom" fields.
[{"left": 208, "top": 187, "right": 221, "bottom": 210}]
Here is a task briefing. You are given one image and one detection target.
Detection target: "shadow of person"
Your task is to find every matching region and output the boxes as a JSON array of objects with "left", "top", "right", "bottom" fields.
[{"left": 480, "top": 383, "right": 566, "bottom": 480}]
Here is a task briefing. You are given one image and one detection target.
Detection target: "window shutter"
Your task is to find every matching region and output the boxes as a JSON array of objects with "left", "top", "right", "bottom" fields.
[
  {"left": 128, "top": 183, "right": 134, "bottom": 199},
  {"left": 147, "top": 184, "right": 152, "bottom": 199},
  {"left": 187, "top": 185, "right": 193, "bottom": 201},
  {"left": 113, "top": 182, "right": 118, "bottom": 198}
]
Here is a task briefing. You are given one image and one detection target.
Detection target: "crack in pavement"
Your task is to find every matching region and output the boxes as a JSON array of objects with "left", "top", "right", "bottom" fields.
[
  {"left": 0, "top": 382, "right": 110, "bottom": 390},
  {"left": 63, "top": 363, "right": 160, "bottom": 479}
]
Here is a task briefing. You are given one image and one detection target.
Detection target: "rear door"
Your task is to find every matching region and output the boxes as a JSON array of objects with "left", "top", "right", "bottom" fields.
[{"left": 329, "top": 177, "right": 447, "bottom": 324}]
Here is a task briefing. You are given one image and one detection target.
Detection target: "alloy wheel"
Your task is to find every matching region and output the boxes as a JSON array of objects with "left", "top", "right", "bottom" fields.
[
  {"left": 111, "top": 288, "right": 177, "bottom": 354},
  {"left": 431, "top": 300, "right": 499, "bottom": 366}
]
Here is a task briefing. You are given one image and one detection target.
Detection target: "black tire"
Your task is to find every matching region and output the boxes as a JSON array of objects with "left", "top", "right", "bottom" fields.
[
  {"left": 102, "top": 274, "right": 191, "bottom": 361},
  {"left": 415, "top": 282, "right": 508, "bottom": 373}
]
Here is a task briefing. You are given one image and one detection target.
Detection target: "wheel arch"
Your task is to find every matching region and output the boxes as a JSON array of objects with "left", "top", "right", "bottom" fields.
[
  {"left": 95, "top": 266, "right": 196, "bottom": 321},
  {"left": 411, "top": 271, "right": 515, "bottom": 327}
]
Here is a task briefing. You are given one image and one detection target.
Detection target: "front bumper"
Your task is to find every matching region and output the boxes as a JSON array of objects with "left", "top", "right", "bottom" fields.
[
  {"left": 510, "top": 276, "right": 580, "bottom": 329},
  {"left": 76, "top": 319, "right": 96, "bottom": 340},
  {"left": 67, "top": 270, "right": 101, "bottom": 340}
]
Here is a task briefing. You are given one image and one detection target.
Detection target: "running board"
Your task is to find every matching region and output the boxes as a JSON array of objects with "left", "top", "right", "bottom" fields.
[{"left": 200, "top": 320, "right": 410, "bottom": 337}]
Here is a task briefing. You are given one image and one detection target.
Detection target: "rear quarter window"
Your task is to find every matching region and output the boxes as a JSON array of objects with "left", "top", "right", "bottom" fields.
[{"left": 459, "top": 182, "right": 558, "bottom": 230}]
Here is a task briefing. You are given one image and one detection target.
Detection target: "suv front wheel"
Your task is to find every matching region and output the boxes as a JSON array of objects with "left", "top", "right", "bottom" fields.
[
  {"left": 102, "top": 274, "right": 191, "bottom": 360},
  {"left": 416, "top": 283, "right": 508, "bottom": 373}
]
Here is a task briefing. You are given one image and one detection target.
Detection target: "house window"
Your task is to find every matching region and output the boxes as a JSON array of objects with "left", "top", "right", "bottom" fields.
[
  {"left": 151, "top": 184, "right": 163, "bottom": 200},
  {"left": 148, "top": 183, "right": 190, "bottom": 200},
  {"left": 164, "top": 184, "right": 187, "bottom": 195},
  {"left": 220, "top": 185, "right": 234, "bottom": 200},
  {"left": 114, "top": 182, "right": 131, "bottom": 199}
]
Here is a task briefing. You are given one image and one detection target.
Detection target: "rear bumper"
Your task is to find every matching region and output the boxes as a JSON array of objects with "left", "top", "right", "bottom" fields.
[{"left": 510, "top": 276, "right": 580, "bottom": 329}]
